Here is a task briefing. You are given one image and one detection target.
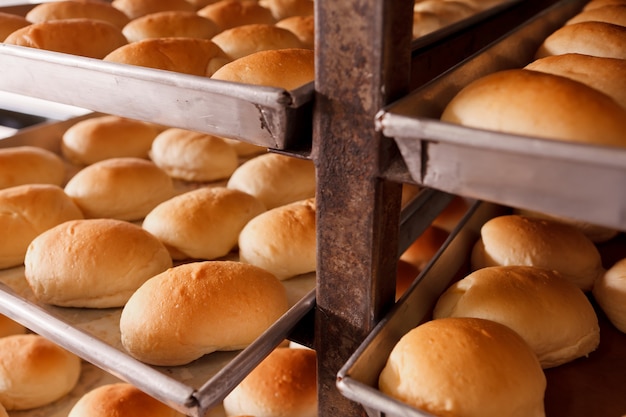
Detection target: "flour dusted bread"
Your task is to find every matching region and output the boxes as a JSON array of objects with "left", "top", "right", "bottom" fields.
[
  {"left": 535, "top": 21, "right": 626, "bottom": 59},
  {"left": 223, "top": 347, "right": 317, "bottom": 417},
  {"left": 25, "top": 218, "right": 172, "bottom": 308},
  {"left": 112, "top": 0, "right": 195, "bottom": 20},
  {"left": 0, "top": 184, "right": 83, "bottom": 269},
  {"left": 0, "top": 146, "right": 66, "bottom": 189},
  {"left": 0, "top": 315, "right": 26, "bottom": 338},
  {"left": 434, "top": 266, "right": 600, "bottom": 368},
  {"left": 26, "top": 0, "right": 131, "bottom": 29},
  {"left": 197, "top": 0, "right": 276, "bottom": 31},
  {"left": 593, "top": 258, "right": 626, "bottom": 333},
  {"left": 64, "top": 157, "right": 174, "bottom": 220},
  {"left": 441, "top": 68, "right": 626, "bottom": 148},
  {"left": 211, "top": 23, "right": 303, "bottom": 60},
  {"left": 0, "top": 12, "right": 30, "bottom": 42},
  {"left": 238, "top": 198, "right": 315, "bottom": 280},
  {"left": 4, "top": 18, "right": 128, "bottom": 59},
  {"left": 0, "top": 334, "right": 81, "bottom": 411},
  {"left": 62, "top": 115, "right": 161, "bottom": 165},
  {"left": 68, "top": 383, "right": 184, "bottom": 417},
  {"left": 122, "top": 11, "right": 220, "bottom": 42},
  {"left": 379, "top": 317, "right": 546, "bottom": 417},
  {"left": 142, "top": 187, "right": 266, "bottom": 260},
  {"left": 227, "top": 152, "right": 315, "bottom": 209},
  {"left": 119, "top": 260, "right": 289, "bottom": 366}
]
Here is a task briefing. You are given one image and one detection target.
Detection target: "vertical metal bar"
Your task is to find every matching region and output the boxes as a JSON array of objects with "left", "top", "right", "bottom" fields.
[{"left": 312, "top": 0, "right": 414, "bottom": 415}]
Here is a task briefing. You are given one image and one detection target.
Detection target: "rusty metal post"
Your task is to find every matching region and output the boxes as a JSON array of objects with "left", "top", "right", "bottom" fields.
[{"left": 312, "top": 0, "right": 414, "bottom": 415}]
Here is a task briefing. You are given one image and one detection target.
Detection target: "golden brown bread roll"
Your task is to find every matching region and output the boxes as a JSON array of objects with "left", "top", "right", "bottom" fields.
[
  {"left": 275, "top": 15, "right": 314, "bottom": 49},
  {"left": 111, "top": 0, "right": 195, "bottom": 20},
  {"left": 4, "top": 18, "right": 128, "bottom": 59},
  {"left": 223, "top": 347, "right": 317, "bottom": 417},
  {"left": 25, "top": 0, "right": 131, "bottom": 29},
  {"left": 470, "top": 214, "right": 604, "bottom": 291},
  {"left": 24, "top": 218, "right": 172, "bottom": 308},
  {"left": 104, "top": 37, "right": 231, "bottom": 76},
  {"left": 535, "top": 21, "right": 626, "bottom": 59},
  {"left": 68, "top": 383, "right": 184, "bottom": 417},
  {"left": 0, "top": 12, "right": 30, "bottom": 42},
  {"left": 259, "top": 0, "right": 314, "bottom": 20},
  {"left": 211, "top": 23, "right": 304, "bottom": 60},
  {"left": 122, "top": 10, "right": 221, "bottom": 42},
  {"left": 434, "top": 265, "right": 600, "bottom": 368},
  {"left": 61, "top": 115, "right": 161, "bottom": 165},
  {"left": 440, "top": 69, "right": 626, "bottom": 148},
  {"left": 593, "top": 258, "right": 626, "bottom": 333},
  {"left": 238, "top": 198, "right": 316, "bottom": 280},
  {"left": 227, "top": 152, "right": 315, "bottom": 209},
  {"left": 119, "top": 260, "right": 289, "bottom": 366},
  {"left": 220, "top": 137, "right": 268, "bottom": 156},
  {"left": 379, "top": 317, "right": 546, "bottom": 417},
  {"left": 197, "top": 0, "right": 276, "bottom": 31},
  {"left": 566, "top": 4, "right": 626, "bottom": 27},
  {"left": 412, "top": 0, "right": 477, "bottom": 38},
  {"left": 0, "top": 146, "right": 66, "bottom": 190},
  {"left": 0, "top": 334, "right": 81, "bottom": 411},
  {"left": 64, "top": 157, "right": 175, "bottom": 221},
  {"left": 0, "top": 315, "right": 26, "bottom": 338},
  {"left": 0, "top": 184, "right": 83, "bottom": 270},
  {"left": 142, "top": 187, "right": 266, "bottom": 260},
  {"left": 149, "top": 128, "right": 239, "bottom": 182}
]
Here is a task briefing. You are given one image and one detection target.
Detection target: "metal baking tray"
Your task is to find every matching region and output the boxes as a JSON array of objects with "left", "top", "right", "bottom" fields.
[
  {"left": 0, "top": 117, "right": 317, "bottom": 417},
  {"left": 377, "top": 0, "right": 626, "bottom": 232}
]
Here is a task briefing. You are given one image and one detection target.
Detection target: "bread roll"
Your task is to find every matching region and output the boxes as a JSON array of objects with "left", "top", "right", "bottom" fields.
[
  {"left": 593, "top": 258, "right": 626, "bottom": 333},
  {"left": 142, "top": 187, "right": 266, "bottom": 260},
  {"left": 0, "top": 315, "right": 26, "bottom": 338},
  {"left": 64, "top": 157, "right": 175, "bottom": 221},
  {"left": 470, "top": 214, "right": 604, "bottom": 291},
  {"left": 275, "top": 15, "right": 314, "bottom": 49},
  {"left": 68, "top": 383, "right": 184, "bottom": 417},
  {"left": 440, "top": 69, "right": 626, "bottom": 148},
  {"left": 238, "top": 198, "right": 315, "bottom": 280},
  {"left": 149, "top": 128, "right": 239, "bottom": 182},
  {"left": 211, "top": 48, "right": 314, "bottom": 89},
  {"left": 0, "top": 184, "right": 83, "bottom": 269},
  {"left": 26, "top": 0, "right": 131, "bottom": 29},
  {"left": 223, "top": 347, "right": 317, "bottom": 417},
  {"left": 119, "top": 260, "right": 289, "bottom": 366},
  {"left": 111, "top": 0, "right": 195, "bottom": 20},
  {"left": 258, "top": 0, "right": 314, "bottom": 20},
  {"left": 220, "top": 137, "right": 268, "bottom": 156},
  {"left": 227, "top": 152, "right": 315, "bottom": 209},
  {"left": 434, "top": 265, "right": 600, "bottom": 368},
  {"left": 104, "top": 37, "right": 231, "bottom": 77},
  {"left": 412, "top": 0, "right": 477, "bottom": 38},
  {"left": 122, "top": 11, "right": 220, "bottom": 42},
  {"left": 566, "top": 5, "right": 626, "bottom": 27},
  {"left": 211, "top": 23, "right": 303, "bottom": 60},
  {"left": 62, "top": 115, "right": 161, "bottom": 165},
  {"left": 535, "top": 21, "right": 626, "bottom": 59},
  {"left": 525, "top": 53, "right": 626, "bottom": 110},
  {"left": 4, "top": 18, "right": 128, "bottom": 59},
  {"left": 0, "top": 146, "right": 66, "bottom": 190},
  {"left": 0, "top": 334, "right": 81, "bottom": 410},
  {"left": 0, "top": 12, "right": 30, "bottom": 42},
  {"left": 379, "top": 317, "right": 546, "bottom": 417},
  {"left": 197, "top": 0, "right": 276, "bottom": 31},
  {"left": 25, "top": 218, "right": 172, "bottom": 308}
]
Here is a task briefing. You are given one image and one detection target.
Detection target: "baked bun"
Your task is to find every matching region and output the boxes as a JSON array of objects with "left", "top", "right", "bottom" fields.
[
  {"left": 0, "top": 146, "right": 66, "bottom": 189},
  {"left": 220, "top": 137, "right": 268, "bottom": 156},
  {"left": 25, "top": 0, "right": 131, "bottom": 29},
  {"left": 197, "top": 0, "right": 276, "bottom": 31},
  {"left": 24, "top": 218, "right": 172, "bottom": 308},
  {"left": 470, "top": 214, "right": 604, "bottom": 291},
  {"left": 68, "top": 383, "right": 184, "bottom": 417},
  {"left": 0, "top": 184, "right": 83, "bottom": 269},
  {"left": 0, "top": 12, "right": 30, "bottom": 42},
  {"left": 149, "top": 128, "right": 239, "bottom": 182},
  {"left": 223, "top": 347, "right": 317, "bottom": 417},
  {"left": 258, "top": 0, "right": 314, "bottom": 20},
  {"left": 238, "top": 198, "right": 315, "bottom": 280},
  {"left": 111, "top": 0, "right": 195, "bottom": 20},
  {"left": 142, "top": 187, "right": 266, "bottom": 260},
  {"left": 104, "top": 37, "right": 231, "bottom": 77},
  {"left": 0, "top": 315, "right": 26, "bottom": 338},
  {"left": 4, "top": 18, "right": 128, "bottom": 59},
  {"left": 378, "top": 317, "right": 546, "bottom": 417},
  {"left": 64, "top": 157, "right": 174, "bottom": 221},
  {"left": 593, "top": 258, "right": 626, "bottom": 333},
  {"left": 440, "top": 68, "right": 626, "bottom": 148},
  {"left": 0, "top": 334, "right": 81, "bottom": 410},
  {"left": 227, "top": 153, "right": 315, "bottom": 209},
  {"left": 119, "top": 260, "right": 289, "bottom": 366},
  {"left": 434, "top": 265, "right": 600, "bottom": 368},
  {"left": 566, "top": 5, "right": 626, "bottom": 27},
  {"left": 535, "top": 21, "right": 626, "bottom": 59},
  {"left": 525, "top": 53, "right": 626, "bottom": 110},
  {"left": 275, "top": 15, "right": 314, "bottom": 49},
  {"left": 61, "top": 115, "right": 161, "bottom": 165},
  {"left": 211, "top": 23, "right": 303, "bottom": 60},
  {"left": 122, "top": 11, "right": 220, "bottom": 42},
  {"left": 211, "top": 48, "right": 314, "bottom": 89},
  {"left": 412, "top": 0, "right": 477, "bottom": 38}
]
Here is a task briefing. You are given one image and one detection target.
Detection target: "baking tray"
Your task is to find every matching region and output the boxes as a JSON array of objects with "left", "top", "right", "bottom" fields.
[
  {"left": 337, "top": 201, "right": 626, "bottom": 417},
  {"left": 0, "top": 117, "right": 317, "bottom": 417},
  {"left": 377, "top": 0, "right": 626, "bottom": 232}
]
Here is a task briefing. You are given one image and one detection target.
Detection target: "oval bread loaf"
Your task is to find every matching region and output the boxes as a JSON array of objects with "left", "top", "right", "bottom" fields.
[
  {"left": 122, "top": 11, "right": 221, "bottom": 42},
  {"left": 25, "top": 0, "right": 131, "bottom": 29},
  {"left": 0, "top": 12, "right": 30, "bottom": 42},
  {"left": 535, "top": 21, "right": 626, "bottom": 59},
  {"left": 211, "top": 23, "right": 304, "bottom": 60},
  {"left": 111, "top": 0, "right": 195, "bottom": 20},
  {"left": 0, "top": 146, "right": 66, "bottom": 190},
  {"left": 197, "top": 0, "right": 276, "bottom": 31},
  {"left": 593, "top": 258, "right": 626, "bottom": 333}
]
